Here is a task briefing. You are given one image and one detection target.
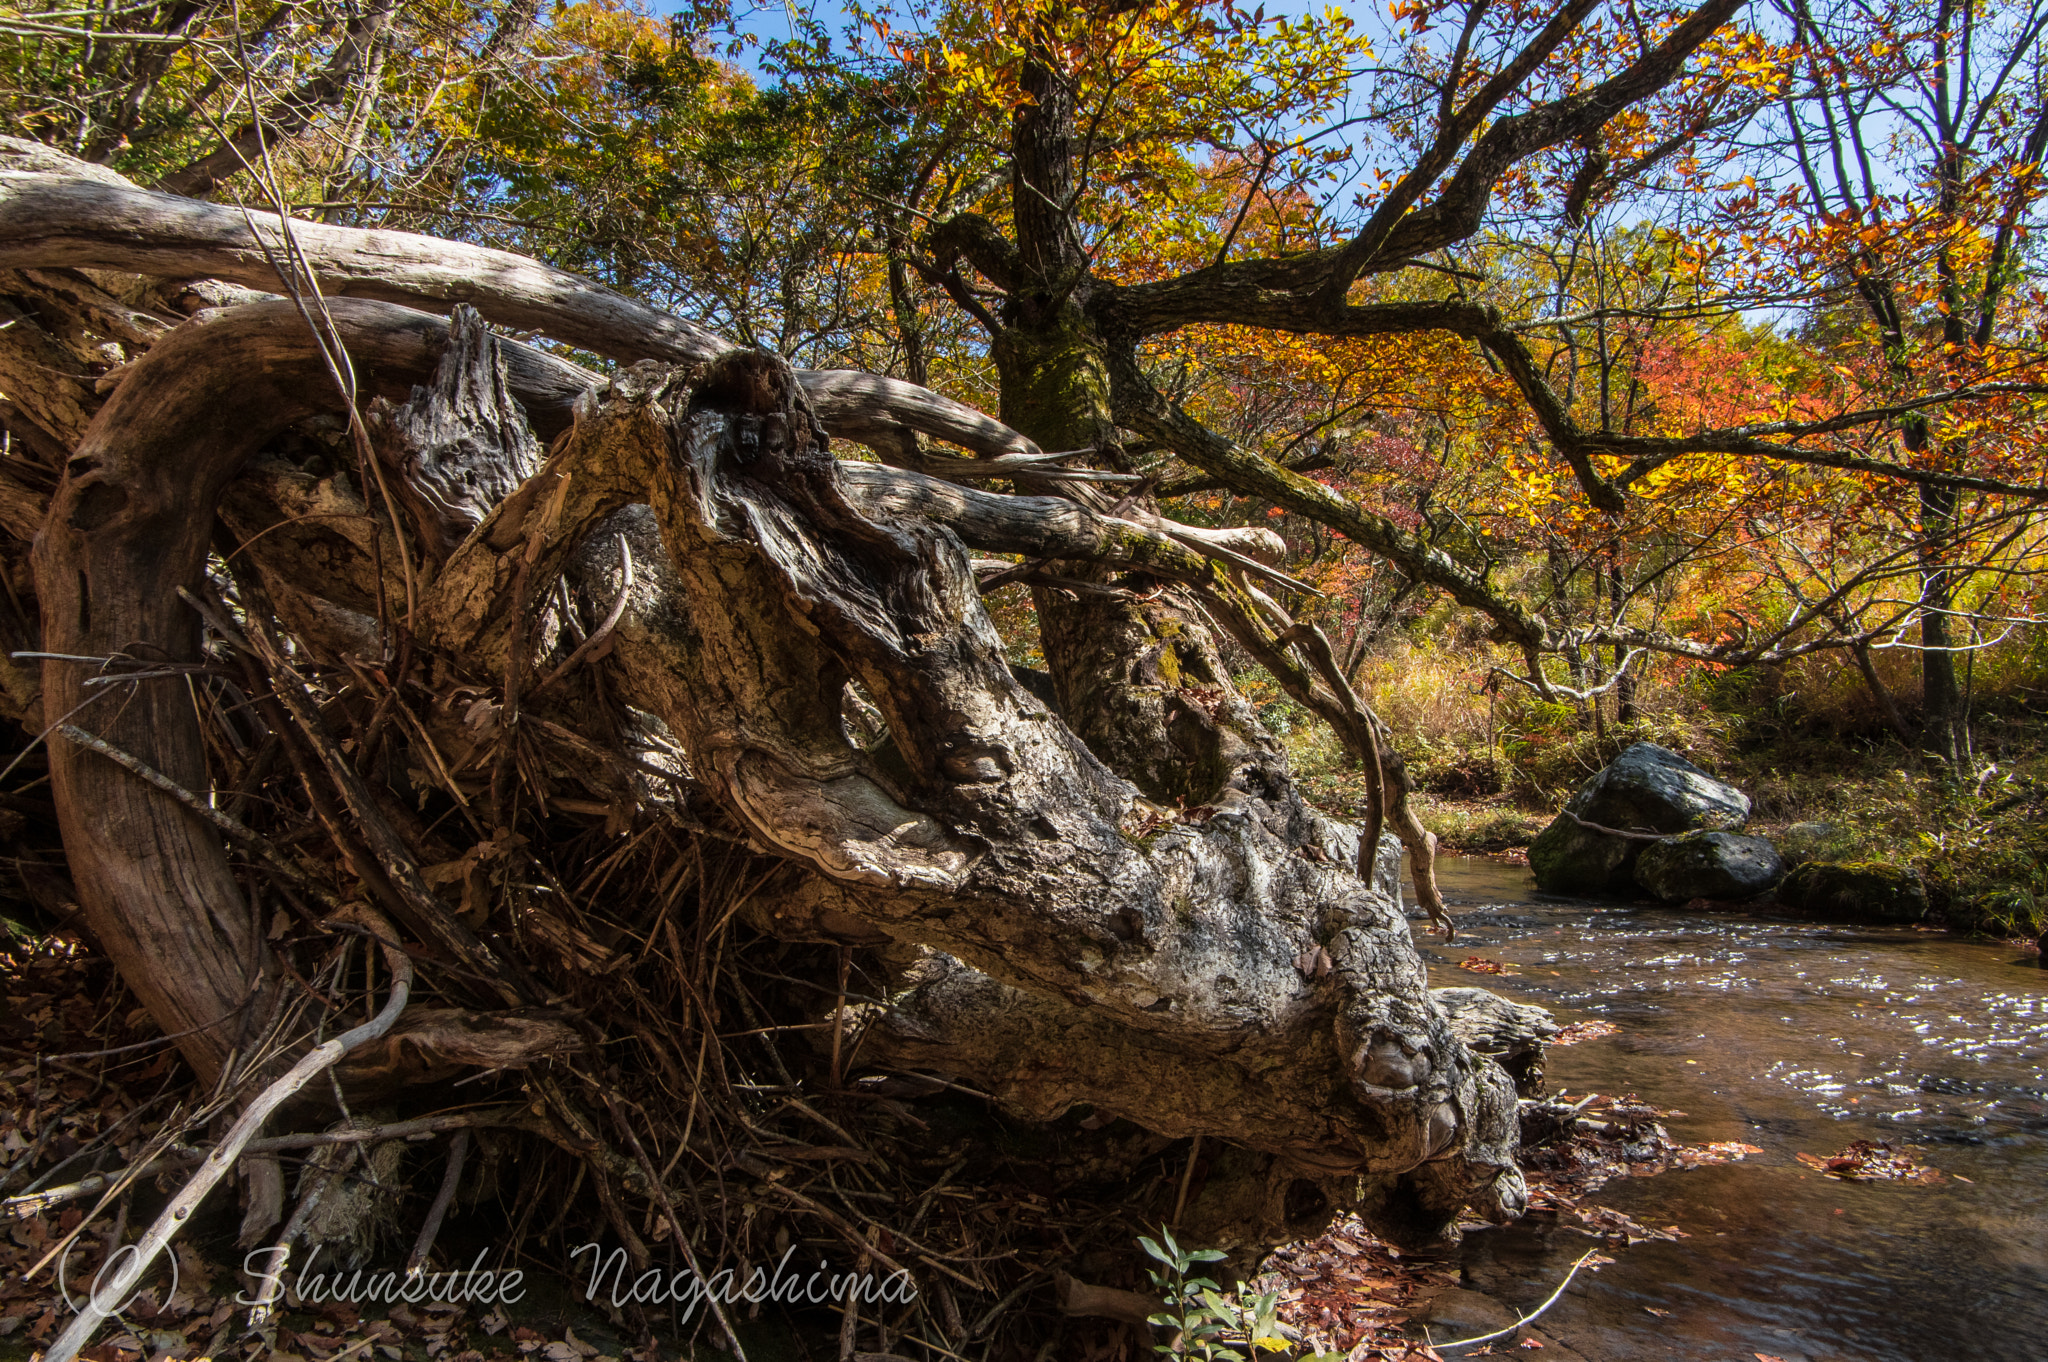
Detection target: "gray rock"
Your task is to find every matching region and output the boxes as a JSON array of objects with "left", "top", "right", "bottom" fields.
[
  {"left": 1529, "top": 743, "right": 1750, "bottom": 895},
  {"left": 1778, "top": 860, "right": 1929, "bottom": 923},
  {"left": 1634, "top": 830, "right": 1785, "bottom": 902}
]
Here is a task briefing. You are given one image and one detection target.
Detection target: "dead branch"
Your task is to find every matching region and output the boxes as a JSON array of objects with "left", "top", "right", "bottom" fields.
[
  {"left": 1563, "top": 809, "right": 1669, "bottom": 841},
  {"left": 43, "top": 917, "right": 412, "bottom": 1362}
]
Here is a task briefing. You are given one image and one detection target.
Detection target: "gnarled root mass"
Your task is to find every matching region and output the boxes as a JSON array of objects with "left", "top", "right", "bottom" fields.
[{"left": 0, "top": 143, "right": 1536, "bottom": 1354}]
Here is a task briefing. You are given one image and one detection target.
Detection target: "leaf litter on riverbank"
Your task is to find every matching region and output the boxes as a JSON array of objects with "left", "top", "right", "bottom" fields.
[
  {"left": 5, "top": 927, "right": 1772, "bottom": 1362},
  {"left": 1245, "top": 1092, "right": 1772, "bottom": 1357},
  {"left": 1516, "top": 1094, "right": 1762, "bottom": 1246}
]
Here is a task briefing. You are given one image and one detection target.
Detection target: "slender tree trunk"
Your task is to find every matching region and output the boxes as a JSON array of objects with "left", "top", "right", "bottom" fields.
[
  {"left": 1609, "top": 558, "right": 1636, "bottom": 722},
  {"left": 1917, "top": 481, "right": 1969, "bottom": 771},
  {"left": 1846, "top": 634, "right": 1914, "bottom": 747}
]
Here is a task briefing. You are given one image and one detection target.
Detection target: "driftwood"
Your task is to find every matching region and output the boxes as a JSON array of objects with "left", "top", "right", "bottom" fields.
[
  {"left": 33, "top": 299, "right": 581, "bottom": 1079},
  {"left": 1433, "top": 987, "right": 1560, "bottom": 1096},
  {"left": 369, "top": 303, "right": 542, "bottom": 564}
]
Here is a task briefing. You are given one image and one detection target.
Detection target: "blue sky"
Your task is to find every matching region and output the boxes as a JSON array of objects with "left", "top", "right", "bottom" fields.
[
  {"left": 725, "top": 1, "right": 827, "bottom": 52},
  {"left": 692, "top": 1, "right": 848, "bottom": 77},
  {"left": 691, "top": 0, "right": 1352, "bottom": 82}
]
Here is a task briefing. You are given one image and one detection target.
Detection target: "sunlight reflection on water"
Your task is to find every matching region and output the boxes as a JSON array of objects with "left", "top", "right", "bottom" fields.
[{"left": 1401, "top": 854, "right": 2048, "bottom": 1361}]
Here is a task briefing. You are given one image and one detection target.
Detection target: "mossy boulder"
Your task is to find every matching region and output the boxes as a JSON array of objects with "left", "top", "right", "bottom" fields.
[
  {"left": 1777, "top": 821, "right": 1841, "bottom": 865},
  {"left": 1528, "top": 743, "right": 1750, "bottom": 896},
  {"left": 1634, "top": 831, "right": 1785, "bottom": 903},
  {"left": 1777, "top": 860, "right": 1929, "bottom": 924}
]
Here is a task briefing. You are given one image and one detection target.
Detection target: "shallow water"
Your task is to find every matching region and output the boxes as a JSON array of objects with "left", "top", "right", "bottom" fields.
[{"left": 1412, "top": 855, "right": 2048, "bottom": 1362}]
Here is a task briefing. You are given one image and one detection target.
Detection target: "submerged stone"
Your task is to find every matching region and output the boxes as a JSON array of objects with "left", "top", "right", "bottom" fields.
[
  {"left": 1777, "top": 860, "right": 1930, "bottom": 924},
  {"left": 1635, "top": 830, "right": 1785, "bottom": 902}
]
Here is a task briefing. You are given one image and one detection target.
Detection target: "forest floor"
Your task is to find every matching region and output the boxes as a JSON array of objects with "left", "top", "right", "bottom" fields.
[{"left": 1, "top": 930, "right": 1765, "bottom": 1362}]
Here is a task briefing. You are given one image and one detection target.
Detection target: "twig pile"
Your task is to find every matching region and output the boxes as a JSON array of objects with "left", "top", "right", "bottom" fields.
[{"left": 0, "top": 613, "right": 1197, "bottom": 1362}]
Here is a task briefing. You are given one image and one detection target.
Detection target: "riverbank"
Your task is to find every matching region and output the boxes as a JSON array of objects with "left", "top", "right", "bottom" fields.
[{"left": 1289, "top": 722, "right": 2048, "bottom": 942}]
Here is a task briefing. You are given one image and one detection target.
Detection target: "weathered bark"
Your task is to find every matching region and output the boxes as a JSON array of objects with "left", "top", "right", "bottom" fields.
[
  {"left": 30, "top": 299, "right": 588, "bottom": 1081},
  {"left": 370, "top": 304, "right": 542, "bottom": 565},
  {"left": 211, "top": 323, "right": 1521, "bottom": 1239},
  {"left": 0, "top": 265, "right": 173, "bottom": 460},
  {"left": 1433, "top": 986, "right": 1558, "bottom": 1097},
  {"left": 217, "top": 451, "right": 407, "bottom": 648},
  {"left": 541, "top": 353, "right": 1523, "bottom": 1244}
]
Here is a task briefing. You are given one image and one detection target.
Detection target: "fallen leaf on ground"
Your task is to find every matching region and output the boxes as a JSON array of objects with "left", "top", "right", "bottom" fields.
[
  {"left": 1795, "top": 1141, "right": 1941, "bottom": 1182},
  {"left": 1458, "top": 956, "right": 1516, "bottom": 975},
  {"left": 1550, "top": 1019, "right": 1619, "bottom": 1044},
  {"left": 1571, "top": 1204, "right": 1689, "bottom": 1244}
]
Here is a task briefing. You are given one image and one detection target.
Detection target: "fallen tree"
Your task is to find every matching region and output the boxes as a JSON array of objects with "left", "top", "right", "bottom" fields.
[{"left": 0, "top": 133, "right": 1530, "bottom": 1316}]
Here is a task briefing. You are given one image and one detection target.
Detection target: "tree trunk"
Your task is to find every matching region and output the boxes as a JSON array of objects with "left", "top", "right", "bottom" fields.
[
  {"left": 1917, "top": 482, "right": 1970, "bottom": 771},
  {"left": 995, "top": 317, "right": 1274, "bottom": 805}
]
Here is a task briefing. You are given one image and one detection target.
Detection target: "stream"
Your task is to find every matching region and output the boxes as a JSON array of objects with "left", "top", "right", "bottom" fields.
[{"left": 1412, "top": 854, "right": 2048, "bottom": 1362}]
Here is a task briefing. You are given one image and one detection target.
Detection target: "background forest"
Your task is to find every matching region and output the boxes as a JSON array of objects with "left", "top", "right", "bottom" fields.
[{"left": 11, "top": 0, "right": 2036, "bottom": 927}]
